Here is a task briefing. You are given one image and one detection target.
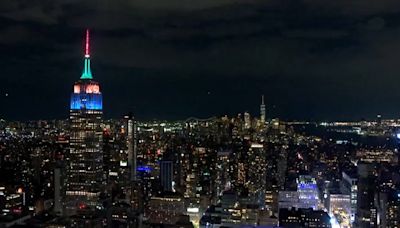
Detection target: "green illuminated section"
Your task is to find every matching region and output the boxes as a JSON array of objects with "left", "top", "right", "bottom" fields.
[{"left": 80, "top": 58, "right": 93, "bottom": 80}]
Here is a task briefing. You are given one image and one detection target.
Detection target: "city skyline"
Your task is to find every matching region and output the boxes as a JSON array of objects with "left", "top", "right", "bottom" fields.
[
  {"left": 2, "top": 1, "right": 400, "bottom": 120},
  {"left": 1, "top": 2, "right": 400, "bottom": 228}
]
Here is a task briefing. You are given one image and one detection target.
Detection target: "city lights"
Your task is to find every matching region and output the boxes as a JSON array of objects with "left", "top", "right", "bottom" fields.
[{"left": 1, "top": 5, "right": 400, "bottom": 226}]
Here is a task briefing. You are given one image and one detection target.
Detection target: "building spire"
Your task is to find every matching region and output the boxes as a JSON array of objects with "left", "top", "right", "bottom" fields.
[
  {"left": 261, "top": 95, "right": 265, "bottom": 105},
  {"left": 81, "top": 29, "right": 93, "bottom": 80},
  {"left": 85, "top": 29, "right": 90, "bottom": 58}
]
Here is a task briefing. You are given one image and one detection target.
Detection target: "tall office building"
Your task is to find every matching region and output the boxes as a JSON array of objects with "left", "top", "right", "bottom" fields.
[
  {"left": 65, "top": 30, "right": 104, "bottom": 213},
  {"left": 244, "top": 112, "right": 251, "bottom": 129},
  {"left": 123, "top": 114, "right": 144, "bottom": 215},
  {"left": 356, "top": 163, "right": 378, "bottom": 227},
  {"left": 54, "top": 162, "right": 65, "bottom": 216},
  {"left": 160, "top": 160, "right": 174, "bottom": 192},
  {"left": 297, "top": 175, "right": 319, "bottom": 210},
  {"left": 260, "top": 95, "right": 266, "bottom": 125},
  {"left": 247, "top": 143, "right": 267, "bottom": 207},
  {"left": 341, "top": 170, "right": 358, "bottom": 223},
  {"left": 124, "top": 114, "right": 137, "bottom": 183},
  {"left": 215, "top": 151, "right": 231, "bottom": 198},
  {"left": 377, "top": 189, "right": 400, "bottom": 228}
]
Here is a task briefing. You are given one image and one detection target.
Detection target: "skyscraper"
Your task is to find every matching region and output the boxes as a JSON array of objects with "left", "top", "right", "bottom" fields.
[
  {"left": 260, "top": 95, "right": 266, "bottom": 125},
  {"left": 65, "top": 30, "right": 104, "bottom": 213},
  {"left": 247, "top": 143, "right": 267, "bottom": 207},
  {"left": 244, "top": 112, "right": 251, "bottom": 129},
  {"left": 160, "top": 160, "right": 174, "bottom": 192},
  {"left": 123, "top": 113, "right": 144, "bottom": 213},
  {"left": 124, "top": 114, "right": 137, "bottom": 183},
  {"left": 297, "top": 175, "right": 319, "bottom": 210}
]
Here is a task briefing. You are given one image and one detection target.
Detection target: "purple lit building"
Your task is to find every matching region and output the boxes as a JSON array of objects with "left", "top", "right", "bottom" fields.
[{"left": 297, "top": 175, "right": 319, "bottom": 210}]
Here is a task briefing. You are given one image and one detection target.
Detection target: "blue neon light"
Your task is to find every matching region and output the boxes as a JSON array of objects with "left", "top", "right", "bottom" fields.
[
  {"left": 298, "top": 183, "right": 317, "bottom": 190},
  {"left": 70, "top": 93, "right": 102, "bottom": 110},
  {"left": 137, "top": 166, "right": 151, "bottom": 172}
]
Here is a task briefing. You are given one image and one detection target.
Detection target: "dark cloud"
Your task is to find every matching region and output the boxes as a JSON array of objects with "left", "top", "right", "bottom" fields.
[
  {"left": 0, "top": 25, "right": 33, "bottom": 44},
  {"left": 1, "top": 0, "right": 400, "bottom": 120}
]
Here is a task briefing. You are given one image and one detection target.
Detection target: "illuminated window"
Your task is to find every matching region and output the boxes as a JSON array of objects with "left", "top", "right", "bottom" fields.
[
  {"left": 86, "top": 84, "right": 100, "bottom": 94},
  {"left": 74, "top": 85, "right": 80, "bottom": 93}
]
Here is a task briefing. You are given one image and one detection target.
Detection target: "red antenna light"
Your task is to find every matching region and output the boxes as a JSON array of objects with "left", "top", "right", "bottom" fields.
[{"left": 85, "top": 29, "right": 90, "bottom": 58}]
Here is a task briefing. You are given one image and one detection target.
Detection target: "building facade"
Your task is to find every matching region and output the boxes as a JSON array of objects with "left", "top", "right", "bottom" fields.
[
  {"left": 260, "top": 95, "right": 266, "bottom": 125},
  {"left": 65, "top": 30, "right": 105, "bottom": 213}
]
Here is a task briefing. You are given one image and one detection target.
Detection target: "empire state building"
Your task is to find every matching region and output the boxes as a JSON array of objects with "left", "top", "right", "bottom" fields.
[{"left": 65, "top": 30, "right": 104, "bottom": 212}]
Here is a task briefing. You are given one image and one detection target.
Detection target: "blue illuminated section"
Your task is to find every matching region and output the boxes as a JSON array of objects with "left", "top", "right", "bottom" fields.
[
  {"left": 298, "top": 183, "right": 318, "bottom": 190},
  {"left": 70, "top": 93, "right": 102, "bottom": 110},
  {"left": 137, "top": 165, "right": 151, "bottom": 172}
]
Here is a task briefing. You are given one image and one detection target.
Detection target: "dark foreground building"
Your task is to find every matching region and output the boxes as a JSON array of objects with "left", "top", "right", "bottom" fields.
[{"left": 279, "top": 208, "right": 331, "bottom": 228}]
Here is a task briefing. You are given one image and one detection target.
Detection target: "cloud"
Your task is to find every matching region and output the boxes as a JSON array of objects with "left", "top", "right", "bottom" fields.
[
  {"left": 0, "top": 0, "right": 263, "bottom": 26},
  {"left": 303, "top": 0, "right": 400, "bottom": 16},
  {"left": 363, "top": 17, "right": 386, "bottom": 31},
  {"left": 0, "top": 25, "right": 34, "bottom": 44},
  {"left": 3, "top": 0, "right": 400, "bottom": 119},
  {"left": 1, "top": 0, "right": 399, "bottom": 28},
  {"left": 0, "top": 1, "right": 63, "bottom": 24},
  {"left": 283, "top": 29, "right": 349, "bottom": 39}
]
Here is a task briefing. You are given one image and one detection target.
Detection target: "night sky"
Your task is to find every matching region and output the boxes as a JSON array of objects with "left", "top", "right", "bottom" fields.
[{"left": 1, "top": 0, "right": 400, "bottom": 121}]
